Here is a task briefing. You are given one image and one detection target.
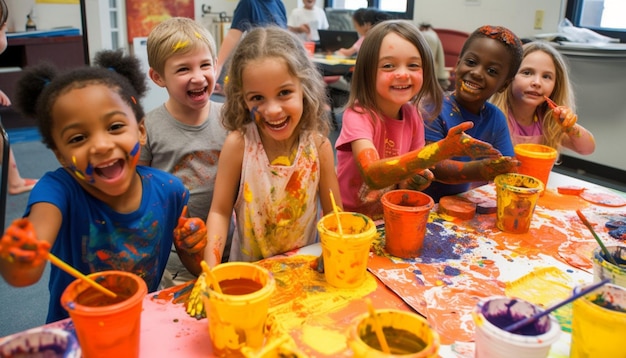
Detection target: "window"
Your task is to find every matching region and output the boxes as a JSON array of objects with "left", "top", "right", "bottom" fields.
[
  {"left": 324, "top": 0, "right": 414, "bottom": 20},
  {"left": 565, "top": 0, "right": 626, "bottom": 42}
]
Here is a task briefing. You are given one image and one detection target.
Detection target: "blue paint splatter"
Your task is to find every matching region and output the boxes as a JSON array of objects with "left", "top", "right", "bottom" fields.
[{"left": 443, "top": 265, "right": 461, "bottom": 276}]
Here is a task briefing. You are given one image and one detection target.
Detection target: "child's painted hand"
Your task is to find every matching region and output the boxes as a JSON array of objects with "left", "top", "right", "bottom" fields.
[
  {"left": 401, "top": 170, "right": 434, "bottom": 191},
  {"left": 0, "top": 218, "right": 50, "bottom": 267},
  {"left": 173, "top": 207, "right": 207, "bottom": 254},
  {"left": 442, "top": 122, "right": 502, "bottom": 159},
  {"left": 185, "top": 273, "right": 207, "bottom": 319},
  {"left": 552, "top": 106, "right": 578, "bottom": 133},
  {"left": 478, "top": 156, "right": 520, "bottom": 181}
]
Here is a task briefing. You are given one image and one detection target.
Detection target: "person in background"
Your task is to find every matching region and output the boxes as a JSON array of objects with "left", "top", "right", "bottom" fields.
[
  {"left": 287, "top": 0, "right": 329, "bottom": 43},
  {"left": 140, "top": 17, "right": 231, "bottom": 287},
  {"left": 215, "top": 0, "right": 287, "bottom": 84},
  {"left": 0, "top": 50, "right": 206, "bottom": 323},
  {"left": 418, "top": 23, "right": 450, "bottom": 90},
  {"left": 335, "top": 8, "right": 391, "bottom": 58},
  {"left": 335, "top": 20, "right": 500, "bottom": 220},
  {"left": 490, "top": 41, "right": 595, "bottom": 155},
  {"left": 204, "top": 27, "right": 340, "bottom": 267},
  {"left": 0, "top": 0, "right": 38, "bottom": 195},
  {"left": 423, "top": 25, "right": 524, "bottom": 202}
]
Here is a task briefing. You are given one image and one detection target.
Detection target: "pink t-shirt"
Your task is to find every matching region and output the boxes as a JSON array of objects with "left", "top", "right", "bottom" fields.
[
  {"left": 335, "top": 103, "right": 425, "bottom": 220},
  {"left": 507, "top": 109, "right": 544, "bottom": 146}
]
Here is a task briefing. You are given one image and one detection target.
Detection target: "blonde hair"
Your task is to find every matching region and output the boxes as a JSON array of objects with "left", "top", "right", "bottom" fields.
[
  {"left": 491, "top": 41, "right": 575, "bottom": 151},
  {"left": 346, "top": 20, "right": 443, "bottom": 123},
  {"left": 222, "top": 26, "right": 331, "bottom": 136},
  {"left": 147, "top": 17, "right": 217, "bottom": 75}
]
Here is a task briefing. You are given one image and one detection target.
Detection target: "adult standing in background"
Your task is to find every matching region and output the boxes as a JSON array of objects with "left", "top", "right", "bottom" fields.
[
  {"left": 215, "top": 0, "right": 287, "bottom": 83},
  {"left": 287, "top": 0, "right": 329, "bottom": 42},
  {"left": 419, "top": 23, "right": 450, "bottom": 90}
]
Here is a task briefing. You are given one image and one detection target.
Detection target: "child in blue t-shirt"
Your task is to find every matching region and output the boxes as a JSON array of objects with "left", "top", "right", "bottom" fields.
[
  {"left": 424, "top": 25, "right": 524, "bottom": 202},
  {"left": 0, "top": 50, "right": 206, "bottom": 323}
]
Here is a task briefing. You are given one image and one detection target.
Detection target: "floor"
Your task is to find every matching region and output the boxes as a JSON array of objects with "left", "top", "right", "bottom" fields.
[{"left": 1, "top": 109, "right": 625, "bottom": 338}]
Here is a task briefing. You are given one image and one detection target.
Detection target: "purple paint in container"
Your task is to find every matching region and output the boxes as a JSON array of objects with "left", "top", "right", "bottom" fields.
[{"left": 472, "top": 296, "right": 561, "bottom": 358}]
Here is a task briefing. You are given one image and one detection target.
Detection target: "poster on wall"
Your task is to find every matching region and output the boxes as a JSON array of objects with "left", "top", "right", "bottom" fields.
[{"left": 125, "top": 0, "right": 194, "bottom": 43}]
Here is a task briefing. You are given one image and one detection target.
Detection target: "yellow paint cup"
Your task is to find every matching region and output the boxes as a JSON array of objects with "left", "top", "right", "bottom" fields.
[
  {"left": 317, "top": 212, "right": 377, "bottom": 288},
  {"left": 570, "top": 283, "right": 626, "bottom": 357},
  {"left": 592, "top": 245, "right": 626, "bottom": 288},
  {"left": 514, "top": 144, "right": 557, "bottom": 195},
  {"left": 204, "top": 262, "right": 276, "bottom": 357},
  {"left": 348, "top": 309, "right": 440, "bottom": 357},
  {"left": 494, "top": 173, "right": 544, "bottom": 234}
]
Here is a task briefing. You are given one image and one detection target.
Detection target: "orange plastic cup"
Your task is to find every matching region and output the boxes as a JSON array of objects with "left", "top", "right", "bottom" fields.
[
  {"left": 381, "top": 190, "right": 434, "bottom": 258},
  {"left": 514, "top": 144, "right": 557, "bottom": 195},
  {"left": 61, "top": 270, "right": 147, "bottom": 358},
  {"left": 303, "top": 41, "right": 316, "bottom": 57}
]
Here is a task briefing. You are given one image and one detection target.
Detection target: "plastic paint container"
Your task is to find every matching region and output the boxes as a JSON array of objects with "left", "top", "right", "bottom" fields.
[
  {"left": 348, "top": 309, "right": 440, "bottom": 357},
  {"left": 514, "top": 144, "right": 557, "bottom": 195},
  {"left": 317, "top": 211, "right": 377, "bottom": 288},
  {"left": 60, "top": 270, "right": 147, "bottom": 358},
  {"left": 381, "top": 190, "right": 434, "bottom": 259},
  {"left": 473, "top": 296, "right": 560, "bottom": 358},
  {"left": 592, "top": 245, "right": 626, "bottom": 288},
  {"left": 570, "top": 283, "right": 626, "bottom": 357},
  {"left": 204, "top": 262, "right": 276, "bottom": 357},
  {"left": 0, "top": 327, "right": 81, "bottom": 358},
  {"left": 494, "top": 173, "right": 544, "bottom": 234}
]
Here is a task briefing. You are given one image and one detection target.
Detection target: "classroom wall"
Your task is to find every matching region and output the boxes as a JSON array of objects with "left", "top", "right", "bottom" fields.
[{"left": 5, "top": 0, "right": 563, "bottom": 40}]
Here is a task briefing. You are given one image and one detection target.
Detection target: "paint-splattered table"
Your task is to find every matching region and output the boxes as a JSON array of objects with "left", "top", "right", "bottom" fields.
[
  {"left": 5, "top": 172, "right": 624, "bottom": 357},
  {"left": 367, "top": 171, "right": 626, "bottom": 357}
]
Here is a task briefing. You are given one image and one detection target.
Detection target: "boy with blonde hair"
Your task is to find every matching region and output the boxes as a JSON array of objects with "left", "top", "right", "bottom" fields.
[{"left": 141, "top": 17, "right": 230, "bottom": 287}]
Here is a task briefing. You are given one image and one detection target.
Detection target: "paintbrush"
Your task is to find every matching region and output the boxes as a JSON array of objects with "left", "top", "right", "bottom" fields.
[
  {"left": 576, "top": 209, "right": 619, "bottom": 266},
  {"left": 365, "top": 298, "right": 391, "bottom": 354},
  {"left": 329, "top": 190, "right": 344, "bottom": 236},
  {"left": 503, "top": 278, "right": 610, "bottom": 333},
  {"left": 200, "top": 260, "right": 222, "bottom": 294},
  {"left": 544, "top": 95, "right": 558, "bottom": 110},
  {"left": 47, "top": 253, "right": 117, "bottom": 298}
]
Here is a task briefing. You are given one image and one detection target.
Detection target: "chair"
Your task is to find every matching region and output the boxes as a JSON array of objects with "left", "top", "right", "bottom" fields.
[{"left": 433, "top": 28, "right": 470, "bottom": 91}]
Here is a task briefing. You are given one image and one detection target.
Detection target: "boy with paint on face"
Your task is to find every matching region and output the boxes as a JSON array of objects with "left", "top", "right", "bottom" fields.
[
  {"left": 204, "top": 26, "right": 341, "bottom": 268},
  {"left": 0, "top": 50, "right": 206, "bottom": 323},
  {"left": 336, "top": 20, "right": 500, "bottom": 221},
  {"left": 423, "top": 25, "right": 524, "bottom": 202},
  {"left": 140, "top": 17, "right": 231, "bottom": 287}
]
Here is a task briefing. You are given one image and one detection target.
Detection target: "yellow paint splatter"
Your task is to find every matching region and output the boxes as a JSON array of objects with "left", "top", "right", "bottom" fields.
[
  {"left": 301, "top": 324, "right": 348, "bottom": 355},
  {"left": 417, "top": 145, "right": 437, "bottom": 159},
  {"left": 172, "top": 40, "right": 189, "bottom": 52},
  {"left": 243, "top": 182, "right": 253, "bottom": 202}
]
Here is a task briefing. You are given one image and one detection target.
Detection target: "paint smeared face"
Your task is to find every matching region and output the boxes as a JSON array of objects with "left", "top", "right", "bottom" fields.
[
  {"left": 375, "top": 32, "right": 423, "bottom": 118},
  {"left": 511, "top": 50, "right": 556, "bottom": 110},
  {"left": 51, "top": 84, "right": 146, "bottom": 197},
  {"left": 151, "top": 46, "right": 216, "bottom": 111},
  {"left": 242, "top": 57, "right": 304, "bottom": 143},
  {"left": 455, "top": 37, "right": 513, "bottom": 113}
]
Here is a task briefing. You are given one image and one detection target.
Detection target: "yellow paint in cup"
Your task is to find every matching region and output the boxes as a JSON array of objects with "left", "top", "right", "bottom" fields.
[
  {"left": 348, "top": 309, "right": 440, "bottom": 357},
  {"left": 204, "top": 262, "right": 276, "bottom": 357},
  {"left": 494, "top": 173, "right": 544, "bottom": 234},
  {"left": 317, "top": 212, "right": 377, "bottom": 288}
]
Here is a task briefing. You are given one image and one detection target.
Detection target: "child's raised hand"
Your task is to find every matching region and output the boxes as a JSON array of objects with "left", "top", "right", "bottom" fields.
[
  {"left": 173, "top": 209, "right": 207, "bottom": 254},
  {"left": 441, "top": 122, "right": 502, "bottom": 159},
  {"left": 478, "top": 156, "right": 520, "bottom": 181},
  {"left": 551, "top": 106, "right": 578, "bottom": 133},
  {"left": 0, "top": 218, "right": 50, "bottom": 267}
]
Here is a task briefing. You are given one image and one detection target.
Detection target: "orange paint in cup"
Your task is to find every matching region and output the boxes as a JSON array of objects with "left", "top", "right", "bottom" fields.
[
  {"left": 514, "top": 144, "right": 557, "bottom": 195},
  {"left": 381, "top": 190, "right": 434, "bottom": 258},
  {"left": 60, "top": 270, "right": 147, "bottom": 358}
]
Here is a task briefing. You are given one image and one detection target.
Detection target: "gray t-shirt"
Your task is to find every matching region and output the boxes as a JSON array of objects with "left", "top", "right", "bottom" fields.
[{"left": 141, "top": 102, "right": 227, "bottom": 220}]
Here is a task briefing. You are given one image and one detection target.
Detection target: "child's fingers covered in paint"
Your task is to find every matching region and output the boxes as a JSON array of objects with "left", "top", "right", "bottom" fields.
[
  {"left": 479, "top": 157, "right": 520, "bottom": 181},
  {"left": 185, "top": 273, "right": 207, "bottom": 319},
  {"left": 401, "top": 169, "right": 434, "bottom": 191},
  {"left": 174, "top": 217, "right": 207, "bottom": 254},
  {"left": 552, "top": 106, "right": 578, "bottom": 132},
  {"left": 442, "top": 122, "right": 502, "bottom": 159},
  {"left": 0, "top": 218, "right": 50, "bottom": 267}
]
